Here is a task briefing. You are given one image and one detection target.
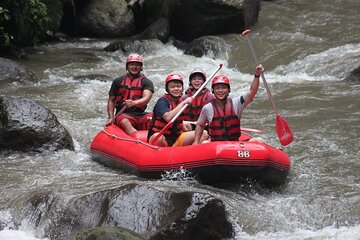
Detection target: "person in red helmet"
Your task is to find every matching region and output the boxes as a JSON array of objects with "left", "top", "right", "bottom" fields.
[
  {"left": 181, "top": 69, "right": 215, "bottom": 131},
  {"left": 106, "top": 53, "right": 154, "bottom": 135},
  {"left": 147, "top": 73, "right": 208, "bottom": 147},
  {"left": 194, "top": 65, "right": 265, "bottom": 144}
]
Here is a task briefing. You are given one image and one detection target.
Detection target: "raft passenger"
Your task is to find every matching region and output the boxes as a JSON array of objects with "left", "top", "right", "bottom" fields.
[
  {"left": 181, "top": 69, "right": 215, "bottom": 131},
  {"left": 147, "top": 73, "right": 208, "bottom": 147},
  {"left": 106, "top": 53, "right": 154, "bottom": 135},
  {"left": 194, "top": 65, "right": 265, "bottom": 144}
]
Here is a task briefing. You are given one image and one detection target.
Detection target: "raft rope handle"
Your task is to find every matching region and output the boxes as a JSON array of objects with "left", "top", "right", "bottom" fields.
[{"left": 101, "top": 129, "right": 159, "bottom": 149}]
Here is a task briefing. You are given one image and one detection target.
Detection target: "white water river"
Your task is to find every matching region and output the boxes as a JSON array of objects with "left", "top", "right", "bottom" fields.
[{"left": 1, "top": 0, "right": 359, "bottom": 239}]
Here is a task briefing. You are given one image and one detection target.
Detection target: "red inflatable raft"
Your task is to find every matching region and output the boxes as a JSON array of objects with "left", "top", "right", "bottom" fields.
[{"left": 90, "top": 124, "right": 291, "bottom": 186}]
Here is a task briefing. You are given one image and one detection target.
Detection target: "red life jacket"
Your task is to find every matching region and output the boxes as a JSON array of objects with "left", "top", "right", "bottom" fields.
[
  {"left": 182, "top": 88, "right": 211, "bottom": 121},
  {"left": 150, "top": 94, "right": 183, "bottom": 138},
  {"left": 209, "top": 98, "right": 240, "bottom": 141},
  {"left": 115, "top": 73, "right": 146, "bottom": 112}
]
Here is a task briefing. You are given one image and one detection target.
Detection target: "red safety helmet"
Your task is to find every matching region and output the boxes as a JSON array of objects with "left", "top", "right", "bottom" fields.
[
  {"left": 165, "top": 73, "right": 183, "bottom": 85},
  {"left": 165, "top": 73, "right": 183, "bottom": 93},
  {"left": 126, "top": 53, "right": 143, "bottom": 70},
  {"left": 211, "top": 75, "right": 230, "bottom": 92}
]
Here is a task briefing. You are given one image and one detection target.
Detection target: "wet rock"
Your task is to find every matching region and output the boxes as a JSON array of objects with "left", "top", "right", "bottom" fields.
[
  {"left": 0, "top": 97, "right": 74, "bottom": 153},
  {"left": 149, "top": 194, "right": 234, "bottom": 240},
  {"left": 77, "top": 0, "right": 135, "bottom": 37},
  {"left": 345, "top": 66, "right": 360, "bottom": 82},
  {"left": 184, "top": 36, "right": 229, "bottom": 59},
  {"left": 73, "top": 74, "right": 113, "bottom": 82},
  {"left": 104, "top": 39, "right": 163, "bottom": 56},
  {"left": 21, "top": 191, "right": 56, "bottom": 229},
  {"left": 104, "top": 18, "right": 169, "bottom": 52},
  {"left": 68, "top": 0, "right": 259, "bottom": 43},
  {"left": 76, "top": 226, "right": 144, "bottom": 240},
  {"left": 127, "top": 0, "right": 149, "bottom": 32},
  {"left": 145, "top": 0, "right": 260, "bottom": 42},
  {"left": 132, "top": 18, "right": 170, "bottom": 43},
  {"left": 0, "top": 57, "right": 38, "bottom": 84},
  {"left": 48, "top": 184, "right": 233, "bottom": 240}
]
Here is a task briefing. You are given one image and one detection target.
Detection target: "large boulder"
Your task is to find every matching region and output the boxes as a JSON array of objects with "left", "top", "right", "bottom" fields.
[
  {"left": 0, "top": 97, "right": 74, "bottom": 153},
  {"left": 345, "top": 66, "right": 360, "bottom": 82},
  {"left": 64, "top": 0, "right": 260, "bottom": 42},
  {"left": 145, "top": 0, "right": 260, "bottom": 42},
  {"left": 132, "top": 18, "right": 170, "bottom": 43},
  {"left": 184, "top": 35, "right": 229, "bottom": 59},
  {"left": 104, "top": 18, "right": 170, "bottom": 52},
  {"left": 45, "top": 184, "right": 233, "bottom": 240},
  {"left": 104, "top": 39, "right": 164, "bottom": 57},
  {"left": 0, "top": 57, "right": 38, "bottom": 84},
  {"left": 76, "top": 0, "right": 135, "bottom": 37}
]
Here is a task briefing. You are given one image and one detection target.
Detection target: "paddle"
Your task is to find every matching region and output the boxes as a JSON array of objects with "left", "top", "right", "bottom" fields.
[
  {"left": 150, "top": 64, "right": 223, "bottom": 145},
  {"left": 241, "top": 127, "right": 264, "bottom": 134},
  {"left": 183, "top": 121, "right": 264, "bottom": 133},
  {"left": 112, "top": 105, "right": 127, "bottom": 124},
  {"left": 241, "top": 29, "right": 293, "bottom": 146}
]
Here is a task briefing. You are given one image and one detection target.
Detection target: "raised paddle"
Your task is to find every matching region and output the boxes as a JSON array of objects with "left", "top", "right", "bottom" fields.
[
  {"left": 150, "top": 64, "right": 223, "bottom": 145},
  {"left": 241, "top": 29, "right": 293, "bottom": 146}
]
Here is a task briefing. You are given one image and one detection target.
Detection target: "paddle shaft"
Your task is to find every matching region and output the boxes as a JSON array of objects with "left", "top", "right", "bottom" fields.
[
  {"left": 150, "top": 64, "right": 223, "bottom": 144},
  {"left": 166, "top": 64, "right": 223, "bottom": 125},
  {"left": 242, "top": 29, "right": 294, "bottom": 146},
  {"left": 113, "top": 104, "right": 127, "bottom": 123},
  {"left": 183, "top": 121, "right": 264, "bottom": 133},
  {"left": 242, "top": 30, "right": 279, "bottom": 116}
]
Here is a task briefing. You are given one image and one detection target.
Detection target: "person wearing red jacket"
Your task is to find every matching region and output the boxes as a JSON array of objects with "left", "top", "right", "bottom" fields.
[
  {"left": 194, "top": 65, "right": 264, "bottom": 144},
  {"left": 181, "top": 69, "right": 215, "bottom": 131},
  {"left": 106, "top": 53, "right": 154, "bottom": 135},
  {"left": 147, "top": 74, "right": 194, "bottom": 147}
]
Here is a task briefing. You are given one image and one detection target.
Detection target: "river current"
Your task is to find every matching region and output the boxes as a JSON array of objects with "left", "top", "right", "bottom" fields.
[{"left": 1, "top": 0, "right": 359, "bottom": 239}]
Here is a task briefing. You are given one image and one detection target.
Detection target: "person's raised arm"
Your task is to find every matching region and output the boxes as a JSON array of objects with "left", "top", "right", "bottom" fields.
[{"left": 247, "top": 64, "right": 264, "bottom": 101}]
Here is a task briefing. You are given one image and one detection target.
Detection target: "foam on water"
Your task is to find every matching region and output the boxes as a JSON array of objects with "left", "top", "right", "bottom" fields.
[
  {"left": 273, "top": 43, "right": 360, "bottom": 82},
  {"left": 0, "top": 211, "right": 48, "bottom": 240},
  {"left": 236, "top": 224, "right": 360, "bottom": 240},
  {"left": 1, "top": 2, "right": 359, "bottom": 238},
  {"left": 0, "top": 230, "right": 49, "bottom": 240}
]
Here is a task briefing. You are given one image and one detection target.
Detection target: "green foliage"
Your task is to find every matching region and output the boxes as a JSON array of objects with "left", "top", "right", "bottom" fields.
[
  {"left": 43, "top": 0, "right": 63, "bottom": 35},
  {"left": 26, "top": 0, "right": 51, "bottom": 44},
  {"left": 1, "top": 0, "right": 63, "bottom": 46},
  {"left": 0, "top": 6, "right": 12, "bottom": 45}
]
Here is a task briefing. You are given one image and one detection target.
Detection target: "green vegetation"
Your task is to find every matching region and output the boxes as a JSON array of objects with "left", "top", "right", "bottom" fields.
[
  {"left": 1, "top": 0, "right": 61, "bottom": 46},
  {"left": 0, "top": 6, "right": 12, "bottom": 45},
  {"left": 27, "top": 0, "right": 51, "bottom": 44}
]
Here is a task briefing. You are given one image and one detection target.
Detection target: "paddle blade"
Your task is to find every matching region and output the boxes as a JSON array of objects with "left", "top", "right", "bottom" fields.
[
  {"left": 149, "top": 122, "right": 172, "bottom": 145},
  {"left": 276, "top": 115, "right": 293, "bottom": 146}
]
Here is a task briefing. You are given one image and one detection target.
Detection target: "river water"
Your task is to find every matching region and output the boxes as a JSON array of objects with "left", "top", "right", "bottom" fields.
[{"left": 1, "top": 0, "right": 359, "bottom": 239}]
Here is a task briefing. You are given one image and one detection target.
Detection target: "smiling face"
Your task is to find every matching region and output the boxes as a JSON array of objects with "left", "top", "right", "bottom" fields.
[
  {"left": 127, "top": 61, "right": 142, "bottom": 75},
  {"left": 167, "top": 81, "right": 183, "bottom": 98},
  {"left": 190, "top": 75, "right": 205, "bottom": 90},
  {"left": 213, "top": 83, "right": 229, "bottom": 100}
]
